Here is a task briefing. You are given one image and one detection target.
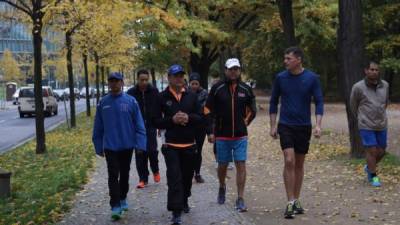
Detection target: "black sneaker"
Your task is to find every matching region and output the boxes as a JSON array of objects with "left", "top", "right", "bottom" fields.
[
  {"left": 183, "top": 199, "right": 190, "bottom": 213},
  {"left": 217, "top": 186, "right": 226, "bottom": 204},
  {"left": 284, "top": 202, "right": 295, "bottom": 219},
  {"left": 293, "top": 200, "right": 304, "bottom": 214},
  {"left": 171, "top": 211, "right": 182, "bottom": 225},
  {"left": 235, "top": 197, "right": 248, "bottom": 212},
  {"left": 195, "top": 174, "right": 205, "bottom": 183}
]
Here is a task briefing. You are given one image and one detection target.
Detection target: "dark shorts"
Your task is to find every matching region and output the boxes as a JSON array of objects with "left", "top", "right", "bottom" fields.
[
  {"left": 359, "top": 129, "right": 387, "bottom": 149},
  {"left": 278, "top": 123, "right": 312, "bottom": 154}
]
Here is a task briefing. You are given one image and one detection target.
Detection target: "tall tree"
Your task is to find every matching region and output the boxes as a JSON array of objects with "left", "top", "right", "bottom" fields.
[
  {"left": 0, "top": 49, "right": 22, "bottom": 83},
  {"left": 0, "top": 0, "right": 60, "bottom": 154},
  {"left": 276, "top": 0, "right": 297, "bottom": 46},
  {"left": 338, "top": 0, "right": 365, "bottom": 158}
]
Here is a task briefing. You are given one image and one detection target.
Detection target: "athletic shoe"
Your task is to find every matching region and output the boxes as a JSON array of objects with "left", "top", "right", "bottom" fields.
[
  {"left": 217, "top": 186, "right": 226, "bottom": 204},
  {"left": 194, "top": 174, "right": 205, "bottom": 183},
  {"left": 120, "top": 199, "right": 128, "bottom": 211},
  {"left": 364, "top": 165, "right": 373, "bottom": 182},
  {"left": 153, "top": 172, "right": 161, "bottom": 183},
  {"left": 284, "top": 202, "right": 295, "bottom": 219},
  {"left": 371, "top": 176, "right": 381, "bottom": 187},
  {"left": 235, "top": 197, "right": 248, "bottom": 212},
  {"left": 228, "top": 163, "right": 234, "bottom": 170},
  {"left": 136, "top": 181, "right": 146, "bottom": 189},
  {"left": 111, "top": 206, "right": 122, "bottom": 220},
  {"left": 171, "top": 211, "right": 182, "bottom": 225},
  {"left": 293, "top": 200, "right": 304, "bottom": 214}
]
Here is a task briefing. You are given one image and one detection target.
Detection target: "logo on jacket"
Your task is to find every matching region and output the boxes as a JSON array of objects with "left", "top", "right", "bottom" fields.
[
  {"left": 102, "top": 105, "right": 111, "bottom": 109},
  {"left": 238, "top": 92, "right": 245, "bottom": 97},
  {"left": 166, "top": 100, "right": 173, "bottom": 106}
]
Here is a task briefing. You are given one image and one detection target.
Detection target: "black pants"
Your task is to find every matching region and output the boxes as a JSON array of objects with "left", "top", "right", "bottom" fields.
[
  {"left": 104, "top": 149, "right": 133, "bottom": 208},
  {"left": 135, "top": 150, "right": 159, "bottom": 182},
  {"left": 162, "top": 145, "right": 196, "bottom": 212},
  {"left": 194, "top": 131, "right": 206, "bottom": 175}
]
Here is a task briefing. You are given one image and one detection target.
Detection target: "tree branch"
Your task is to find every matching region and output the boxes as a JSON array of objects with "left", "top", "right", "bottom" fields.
[{"left": 0, "top": 0, "right": 32, "bottom": 16}]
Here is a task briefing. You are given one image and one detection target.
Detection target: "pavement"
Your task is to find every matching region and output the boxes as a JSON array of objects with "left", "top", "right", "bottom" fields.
[
  {"left": 0, "top": 99, "right": 91, "bottom": 154},
  {"left": 59, "top": 154, "right": 254, "bottom": 225}
]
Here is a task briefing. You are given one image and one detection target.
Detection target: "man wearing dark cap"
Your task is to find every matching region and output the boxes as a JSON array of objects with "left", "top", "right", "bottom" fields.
[
  {"left": 188, "top": 72, "right": 208, "bottom": 183},
  {"left": 93, "top": 72, "right": 147, "bottom": 220},
  {"left": 151, "top": 65, "right": 202, "bottom": 225}
]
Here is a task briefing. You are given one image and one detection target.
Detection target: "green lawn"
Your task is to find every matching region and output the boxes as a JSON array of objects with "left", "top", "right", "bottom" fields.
[{"left": 0, "top": 113, "right": 95, "bottom": 225}]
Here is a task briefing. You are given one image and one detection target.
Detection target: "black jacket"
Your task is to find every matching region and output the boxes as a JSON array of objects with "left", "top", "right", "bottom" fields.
[
  {"left": 127, "top": 84, "right": 159, "bottom": 128},
  {"left": 151, "top": 87, "right": 202, "bottom": 145},
  {"left": 205, "top": 80, "right": 256, "bottom": 138}
]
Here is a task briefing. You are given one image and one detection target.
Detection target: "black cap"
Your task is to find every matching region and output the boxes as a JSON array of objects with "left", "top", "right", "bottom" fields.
[{"left": 189, "top": 72, "right": 200, "bottom": 82}]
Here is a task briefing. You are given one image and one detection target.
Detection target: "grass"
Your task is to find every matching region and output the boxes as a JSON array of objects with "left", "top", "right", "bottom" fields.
[
  {"left": 0, "top": 112, "right": 95, "bottom": 225},
  {"left": 0, "top": 86, "right": 5, "bottom": 100}
]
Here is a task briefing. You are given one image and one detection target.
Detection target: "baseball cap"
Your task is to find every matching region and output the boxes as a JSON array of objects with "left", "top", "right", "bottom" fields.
[
  {"left": 225, "top": 58, "right": 241, "bottom": 69},
  {"left": 108, "top": 72, "right": 123, "bottom": 81},
  {"left": 168, "top": 64, "right": 185, "bottom": 75},
  {"left": 189, "top": 72, "right": 200, "bottom": 82}
]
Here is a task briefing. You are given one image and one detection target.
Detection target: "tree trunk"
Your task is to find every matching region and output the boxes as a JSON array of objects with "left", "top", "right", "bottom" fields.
[
  {"left": 338, "top": 0, "right": 365, "bottom": 158},
  {"left": 83, "top": 53, "right": 90, "bottom": 117},
  {"left": 277, "top": 0, "right": 297, "bottom": 46},
  {"left": 384, "top": 70, "right": 394, "bottom": 100},
  {"left": 66, "top": 31, "right": 76, "bottom": 128},
  {"left": 150, "top": 67, "right": 156, "bottom": 87},
  {"left": 94, "top": 52, "right": 100, "bottom": 104},
  {"left": 101, "top": 66, "right": 105, "bottom": 96},
  {"left": 32, "top": 8, "right": 46, "bottom": 154}
]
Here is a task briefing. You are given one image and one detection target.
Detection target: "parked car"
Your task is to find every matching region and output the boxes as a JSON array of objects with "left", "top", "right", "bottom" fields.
[
  {"left": 64, "top": 88, "right": 80, "bottom": 100},
  {"left": 53, "top": 89, "right": 69, "bottom": 101},
  {"left": 18, "top": 86, "right": 58, "bottom": 118}
]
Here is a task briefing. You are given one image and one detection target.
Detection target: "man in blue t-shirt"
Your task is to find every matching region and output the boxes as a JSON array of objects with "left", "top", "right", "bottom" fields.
[{"left": 269, "top": 47, "right": 324, "bottom": 219}]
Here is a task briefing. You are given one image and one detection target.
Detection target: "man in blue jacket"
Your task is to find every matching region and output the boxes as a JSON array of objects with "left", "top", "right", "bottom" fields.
[
  {"left": 269, "top": 47, "right": 324, "bottom": 219},
  {"left": 92, "top": 72, "right": 146, "bottom": 220}
]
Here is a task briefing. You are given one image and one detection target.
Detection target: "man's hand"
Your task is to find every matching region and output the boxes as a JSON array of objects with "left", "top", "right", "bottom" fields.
[
  {"left": 172, "top": 111, "right": 188, "bottom": 126},
  {"left": 208, "top": 134, "right": 215, "bottom": 143},
  {"left": 270, "top": 127, "right": 278, "bottom": 139},
  {"left": 313, "top": 126, "right": 322, "bottom": 138}
]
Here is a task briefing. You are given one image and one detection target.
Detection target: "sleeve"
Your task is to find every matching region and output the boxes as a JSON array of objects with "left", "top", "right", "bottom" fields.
[
  {"left": 312, "top": 76, "right": 324, "bottom": 115},
  {"left": 188, "top": 96, "right": 202, "bottom": 126},
  {"left": 204, "top": 86, "right": 216, "bottom": 135},
  {"left": 151, "top": 93, "right": 174, "bottom": 129},
  {"left": 132, "top": 100, "right": 147, "bottom": 151},
  {"left": 245, "top": 87, "right": 257, "bottom": 125},
  {"left": 350, "top": 85, "right": 360, "bottom": 117},
  {"left": 269, "top": 76, "right": 280, "bottom": 114},
  {"left": 92, "top": 103, "right": 104, "bottom": 155}
]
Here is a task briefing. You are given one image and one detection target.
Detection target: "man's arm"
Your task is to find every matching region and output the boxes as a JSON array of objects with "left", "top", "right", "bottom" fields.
[
  {"left": 312, "top": 76, "right": 324, "bottom": 138},
  {"left": 92, "top": 103, "right": 104, "bottom": 156},
  {"left": 151, "top": 94, "right": 174, "bottom": 129},
  {"left": 132, "top": 100, "right": 147, "bottom": 151},
  {"left": 269, "top": 76, "right": 280, "bottom": 139},
  {"left": 245, "top": 88, "right": 257, "bottom": 126},
  {"left": 349, "top": 85, "right": 360, "bottom": 117},
  {"left": 204, "top": 86, "right": 216, "bottom": 142}
]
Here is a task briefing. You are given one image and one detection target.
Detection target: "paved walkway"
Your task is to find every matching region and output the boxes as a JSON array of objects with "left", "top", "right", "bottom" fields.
[{"left": 59, "top": 154, "right": 254, "bottom": 225}]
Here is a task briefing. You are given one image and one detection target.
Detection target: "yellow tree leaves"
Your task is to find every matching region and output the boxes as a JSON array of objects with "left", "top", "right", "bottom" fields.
[{"left": 0, "top": 49, "right": 23, "bottom": 83}]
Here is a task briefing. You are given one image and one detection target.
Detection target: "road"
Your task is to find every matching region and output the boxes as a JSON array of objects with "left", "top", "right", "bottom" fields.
[{"left": 0, "top": 99, "right": 90, "bottom": 154}]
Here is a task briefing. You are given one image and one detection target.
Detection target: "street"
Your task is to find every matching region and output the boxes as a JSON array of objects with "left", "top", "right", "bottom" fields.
[{"left": 0, "top": 99, "right": 89, "bottom": 153}]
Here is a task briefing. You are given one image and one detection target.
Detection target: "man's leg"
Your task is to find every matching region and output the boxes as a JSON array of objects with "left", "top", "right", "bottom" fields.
[
  {"left": 283, "top": 148, "right": 296, "bottom": 201},
  {"left": 135, "top": 150, "right": 149, "bottom": 184},
  {"left": 235, "top": 161, "right": 246, "bottom": 198},
  {"left": 366, "top": 147, "right": 378, "bottom": 174},
  {"left": 376, "top": 147, "right": 386, "bottom": 163},
  {"left": 194, "top": 131, "right": 206, "bottom": 175},
  {"left": 148, "top": 150, "right": 159, "bottom": 174},
  {"left": 162, "top": 146, "right": 184, "bottom": 212},
  {"left": 294, "top": 153, "right": 306, "bottom": 199},
  {"left": 119, "top": 150, "right": 134, "bottom": 201},
  {"left": 104, "top": 150, "right": 121, "bottom": 208},
  {"left": 181, "top": 147, "right": 196, "bottom": 212}
]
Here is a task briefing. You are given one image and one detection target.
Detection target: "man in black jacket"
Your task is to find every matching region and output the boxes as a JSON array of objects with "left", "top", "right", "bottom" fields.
[
  {"left": 152, "top": 64, "right": 202, "bottom": 225},
  {"left": 205, "top": 58, "right": 257, "bottom": 212},
  {"left": 127, "top": 69, "right": 160, "bottom": 189}
]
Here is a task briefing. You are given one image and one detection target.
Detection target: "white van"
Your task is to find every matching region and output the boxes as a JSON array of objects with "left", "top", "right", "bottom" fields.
[{"left": 18, "top": 86, "right": 58, "bottom": 118}]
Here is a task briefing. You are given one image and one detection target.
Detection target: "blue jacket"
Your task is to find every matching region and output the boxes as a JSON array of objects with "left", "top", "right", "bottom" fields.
[
  {"left": 269, "top": 69, "right": 324, "bottom": 126},
  {"left": 92, "top": 92, "right": 146, "bottom": 155}
]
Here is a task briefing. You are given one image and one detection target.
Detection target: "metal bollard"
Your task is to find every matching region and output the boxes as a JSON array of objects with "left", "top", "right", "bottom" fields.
[{"left": 0, "top": 168, "right": 11, "bottom": 198}]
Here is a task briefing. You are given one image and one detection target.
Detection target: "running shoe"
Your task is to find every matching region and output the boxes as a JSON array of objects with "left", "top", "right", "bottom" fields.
[
  {"left": 293, "top": 200, "right": 304, "bottom": 214},
  {"left": 111, "top": 206, "right": 122, "bottom": 220},
  {"left": 371, "top": 176, "right": 381, "bottom": 187},
  {"left": 235, "top": 197, "right": 248, "bottom": 212},
  {"left": 284, "top": 202, "right": 295, "bottom": 219},
  {"left": 153, "top": 172, "right": 161, "bottom": 183},
  {"left": 217, "top": 186, "right": 226, "bottom": 204}
]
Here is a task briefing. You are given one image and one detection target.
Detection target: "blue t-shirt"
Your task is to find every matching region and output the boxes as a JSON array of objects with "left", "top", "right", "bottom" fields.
[{"left": 269, "top": 69, "right": 324, "bottom": 126}]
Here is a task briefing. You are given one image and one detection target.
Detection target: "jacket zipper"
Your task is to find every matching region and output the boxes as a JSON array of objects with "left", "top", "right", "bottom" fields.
[
  {"left": 230, "top": 85, "right": 235, "bottom": 137},
  {"left": 142, "top": 91, "right": 146, "bottom": 123}
]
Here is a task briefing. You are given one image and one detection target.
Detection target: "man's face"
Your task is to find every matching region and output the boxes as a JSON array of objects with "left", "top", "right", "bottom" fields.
[
  {"left": 365, "top": 63, "right": 379, "bottom": 80},
  {"left": 190, "top": 80, "right": 200, "bottom": 91},
  {"left": 284, "top": 52, "right": 302, "bottom": 71},
  {"left": 138, "top": 73, "right": 149, "bottom": 88},
  {"left": 108, "top": 78, "right": 123, "bottom": 93},
  {"left": 225, "top": 66, "right": 241, "bottom": 81},
  {"left": 169, "top": 73, "right": 185, "bottom": 88}
]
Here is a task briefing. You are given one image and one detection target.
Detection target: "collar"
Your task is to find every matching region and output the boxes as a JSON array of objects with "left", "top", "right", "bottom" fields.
[{"left": 364, "top": 78, "right": 382, "bottom": 88}]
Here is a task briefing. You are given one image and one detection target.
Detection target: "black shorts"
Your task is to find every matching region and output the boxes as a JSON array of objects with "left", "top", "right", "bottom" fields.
[{"left": 278, "top": 123, "right": 312, "bottom": 154}]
